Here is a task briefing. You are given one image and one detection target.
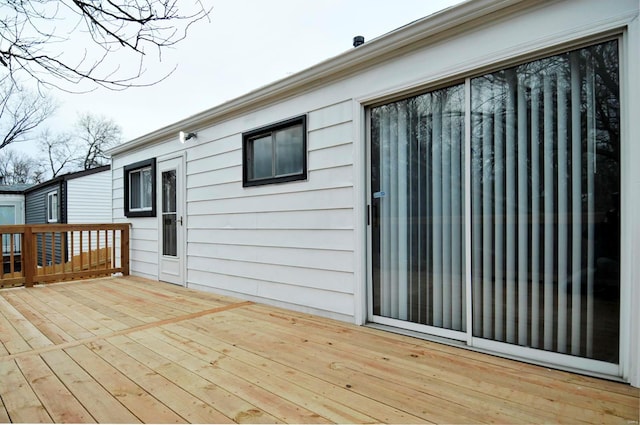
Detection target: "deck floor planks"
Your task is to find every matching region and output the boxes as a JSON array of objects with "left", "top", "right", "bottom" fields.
[
  {"left": 1, "top": 290, "right": 75, "bottom": 345},
  {"left": 181, "top": 311, "right": 536, "bottom": 424},
  {"left": 88, "top": 336, "right": 234, "bottom": 424},
  {"left": 0, "top": 359, "right": 53, "bottom": 423},
  {"left": 0, "top": 392, "right": 10, "bottom": 423},
  {"left": 39, "top": 349, "right": 142, "bottom": 424},
  {"left": 124, "top": 329, "right": 331, "bottom": 424},
  {"left": 152, "top": 323, "right": 430, "bottom": 424},
  {"left": 0, "top": 276, "right": 637, "bottom": 424},
  {"left": 8, "top": 286, "right": 108, "bottom": 341},
  {"left": 0, "top": 296, "right": 53, "bottom": 352},
  {"left": 113, "top": 277, "right": 233, "bottom": 314},
  {"left": 14, "top": 354, "right": 95, "bottom": 423},
  {"left": 120, "top": 330, "right": 282, "bottom": 424},
  {"left": 56, "top": 283, "right": 158, "bottom": 327},
  {"left": 130, "top": 327, "right": 381, "bottom": 424},
  {"left": 64, "top": 344, "right": 186, "bottom": 424},
  {"left": 243, "top": 303, "right": 639, "bottom": 421},
  {"left": 29, "top": 284, "right": 133, "bottom": 335},
  {"left": 250, "top": 303, "right": 640, "bottom": 401},
  {"left": 225, "top": 309, "right": 566, "bottom": 424},
  {"left": 0, "top": 305, "right": 31, "bottom": 355}
]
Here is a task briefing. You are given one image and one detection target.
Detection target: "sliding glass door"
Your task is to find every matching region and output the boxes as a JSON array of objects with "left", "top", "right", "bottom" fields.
[{"left": 370, "top": 39, "right": 620, "bottom": 366}]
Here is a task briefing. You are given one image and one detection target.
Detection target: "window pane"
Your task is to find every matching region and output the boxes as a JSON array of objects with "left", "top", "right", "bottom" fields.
[
  {"left": 470, "top": 40, "right": 620, "bottom": 362},
  {"left": 251, "top": 135, "right": 273, "bottom": 179},
  {"left": 130, "top": 171, "right": 141, "bottom": 209},
  {"left": 142, "top": 168, "right": 152, "bottom": 209},
  {"left": 371, "top": 84, "right": 466, "bottom": 331},
  {"left": 162, "top": 170, "right": 176, "bottom": 213},
  {"left": 275, "top": 124, "right": 303, "bottom": 176}
]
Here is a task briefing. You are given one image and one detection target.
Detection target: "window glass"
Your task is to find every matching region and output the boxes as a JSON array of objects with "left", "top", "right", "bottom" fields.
[
  {"left": 142, "top": 168, "right": 152, "bottom": 209},
  {"left": 275, "top": 124, "right": 304, "bottom": 176},
  {"left": 130, "top": 171, "right": 141, "bottom": 209},
  {"left": 47, "top": 192, "right": 58, "bottom": 222},
  {"left": 251, "top": 135, "right": 273, "bottom": 180}
]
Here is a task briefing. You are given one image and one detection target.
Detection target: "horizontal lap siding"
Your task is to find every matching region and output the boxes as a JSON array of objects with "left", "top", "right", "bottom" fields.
[
  {"left": 113, "top": 149, "right": 165, "bottom": 279},
  {"left": 66, "top": 172, "right": 112, "bottom": 224},
  {"left": 186, "top": 100, "right": 356, "bottom": 319}
]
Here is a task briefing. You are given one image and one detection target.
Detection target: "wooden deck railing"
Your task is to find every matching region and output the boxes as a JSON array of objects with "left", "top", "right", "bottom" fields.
[{"left": 0, "top": 223, "right": 129, "bottom": 289}]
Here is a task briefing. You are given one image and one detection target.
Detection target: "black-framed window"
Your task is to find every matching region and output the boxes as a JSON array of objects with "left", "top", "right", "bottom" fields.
[
  {"left": 243, "top": 115, "right": 307, "bottom": 187},
  {"left": 124, "top": 158, "right": 156, "bottom": 217}
]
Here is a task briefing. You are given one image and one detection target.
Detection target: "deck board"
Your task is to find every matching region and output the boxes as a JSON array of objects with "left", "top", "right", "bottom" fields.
[{"left": 0, "top": 276, "right": 637, "bottom": 424}]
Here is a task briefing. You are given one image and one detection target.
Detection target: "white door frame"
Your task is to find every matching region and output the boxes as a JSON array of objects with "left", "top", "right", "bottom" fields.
[{"left": 157, "top": 154, "right": 186, "bottom": 286}]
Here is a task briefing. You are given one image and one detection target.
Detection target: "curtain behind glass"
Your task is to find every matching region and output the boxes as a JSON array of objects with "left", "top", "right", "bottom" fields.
[
  {"left": 470, "top": 40, "right": 620, "bottom": 362},
  {"left": 371, "top": 84, "right": 466, "bottom": 331}
]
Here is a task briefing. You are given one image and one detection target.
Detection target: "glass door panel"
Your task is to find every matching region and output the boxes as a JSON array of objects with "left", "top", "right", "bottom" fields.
[
  {"left": 469, "top": 40, "right": 620, "bottom": 362},
  {"left": 162, "top": 169, "right": 177, "bottom": 257},
  {"left": 371, "top": 84, "right": 466, "bottom": 332}
]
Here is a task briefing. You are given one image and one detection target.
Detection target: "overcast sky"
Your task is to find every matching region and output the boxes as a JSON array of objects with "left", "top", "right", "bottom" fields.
[{"left": 23, "top": 0, "right": 465, "bottom": 154}]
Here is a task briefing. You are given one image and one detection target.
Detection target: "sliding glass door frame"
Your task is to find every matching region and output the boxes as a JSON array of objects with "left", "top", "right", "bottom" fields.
[{"left": 366, "top": 36, "right": 625, "bottom": 379}]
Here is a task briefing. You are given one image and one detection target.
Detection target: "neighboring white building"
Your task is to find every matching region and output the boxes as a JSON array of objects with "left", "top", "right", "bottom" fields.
[{"left": 108, "top": 0, "right": 640, "bottom": 387}]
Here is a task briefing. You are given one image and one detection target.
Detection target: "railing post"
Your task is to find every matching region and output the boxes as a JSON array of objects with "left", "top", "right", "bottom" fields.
[
  {"left": 23, "top": 226, "right": 34, "bottom": 287},
  {"left": 121, "top": 225, "right": 130, "bottom": 276}
]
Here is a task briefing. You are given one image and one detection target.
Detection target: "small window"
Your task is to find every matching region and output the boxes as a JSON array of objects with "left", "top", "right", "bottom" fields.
[
  {"left": 47, "top": 191, "right": 58, "bottom": 223},
  {"left": 124, "top": 158, "right": 156, "bottom": 217},
  {"left": 243, "top": 115, "right": 307, "bottom": 187}
]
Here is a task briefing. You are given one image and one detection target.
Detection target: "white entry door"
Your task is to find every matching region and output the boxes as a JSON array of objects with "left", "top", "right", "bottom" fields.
[{"left": 158, "top": 155, "right": 185, "bottom": 285}]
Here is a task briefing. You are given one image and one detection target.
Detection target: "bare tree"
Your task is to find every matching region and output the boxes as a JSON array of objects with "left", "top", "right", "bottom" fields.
[
  {"left": 0, "top": 149, "right": 42, "bottom": 184},
  {"left": 0, "top": 1, "right": 211, "bottom": 91},
  {"left": 0, "top": 79, "right": 56, "bottom": 150},
  {"left": 75, "top": 113, "right": 122, "bottom": 170},
  {"left": 39, "top": 128, "right": 77, "bottom": 178}
]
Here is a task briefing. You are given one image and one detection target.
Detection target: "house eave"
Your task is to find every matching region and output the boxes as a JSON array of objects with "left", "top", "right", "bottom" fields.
[{"left": 107, "top": 0, "right": 537, "bottom": 157}]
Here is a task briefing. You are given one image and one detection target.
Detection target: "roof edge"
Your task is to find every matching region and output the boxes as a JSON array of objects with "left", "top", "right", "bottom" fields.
[{"left": 108, "top": 0, "right": 534, "bottom": 156}]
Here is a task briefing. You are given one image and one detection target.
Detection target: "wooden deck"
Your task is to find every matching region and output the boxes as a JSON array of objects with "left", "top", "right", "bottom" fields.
[{"left": 0, "top": 277, "right": 637, "bottom": 424}]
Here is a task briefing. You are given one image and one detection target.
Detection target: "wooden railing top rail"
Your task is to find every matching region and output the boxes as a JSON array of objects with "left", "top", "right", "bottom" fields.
[{"left": 0, "top": 223, "right": 131, "bottom": 234}]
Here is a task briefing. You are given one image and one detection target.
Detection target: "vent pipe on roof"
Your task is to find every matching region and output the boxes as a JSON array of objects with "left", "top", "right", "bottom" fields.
[{"left": 353, "top": 36, "right": 365, "bottom": 47}]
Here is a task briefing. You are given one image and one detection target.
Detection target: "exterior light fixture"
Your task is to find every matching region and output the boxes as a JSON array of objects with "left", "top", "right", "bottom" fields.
[{"left": 179, "top": 131, "right": 197, "bottom": 143}]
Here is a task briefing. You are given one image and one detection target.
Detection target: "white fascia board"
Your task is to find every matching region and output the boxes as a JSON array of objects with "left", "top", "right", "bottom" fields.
[{"left": 107, "top": 0, "right": 534, "bottom": 157}]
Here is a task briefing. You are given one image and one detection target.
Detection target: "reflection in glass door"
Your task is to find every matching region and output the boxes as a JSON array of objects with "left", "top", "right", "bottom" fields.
[
  {"left": 469, "top": 40, "right": 620, "bottom": 363},
  {"left": 162, "top": 169, "right": 177, "bottom": 257},
  {"left": 370, "top": 84, "right": 466, "bottom": 334}
]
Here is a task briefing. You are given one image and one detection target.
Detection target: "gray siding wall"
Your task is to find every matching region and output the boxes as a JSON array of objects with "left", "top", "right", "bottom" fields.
[{"left": 25, "top": 182, "right": 63, "bottom": 265}]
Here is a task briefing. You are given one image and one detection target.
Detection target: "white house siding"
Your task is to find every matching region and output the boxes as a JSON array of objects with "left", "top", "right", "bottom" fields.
[
  {"left": 186, "top": 99, "right": 356, "bottom": 320},
  {"left": 66, "top": 170, "right": 112, "bottom": 224},
  {"left": 110, "top": 0, "right": 640, "bottom": 386},
  {"left": 66, "top": 170, "right": 113, "bottom": 256}
]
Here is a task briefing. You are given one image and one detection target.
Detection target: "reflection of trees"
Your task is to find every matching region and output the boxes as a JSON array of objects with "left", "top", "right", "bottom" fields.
[{"left": 470, "top": 40, "right": 619, "bottom": 216}]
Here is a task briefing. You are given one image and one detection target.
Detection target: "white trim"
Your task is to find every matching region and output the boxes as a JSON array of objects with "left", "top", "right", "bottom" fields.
[
  {"left": 464, "top": 77, "right": 473, "bottom": 346},
  {"left": 472, "top": 338, "right": 620, "bottom": 378},
  {"left": 365, "top": 107, "right": 374, "bottom": 325},
  {"left": 620, "top": 11, "right": 640, "bottom": 388},
  {"left": 46, "top": 190, "right": 58, "bottom": 223},
  {"left": 371, "top": 315, "right": 467, "bottom": 342},
  {"left": 352, "top": 99, "right": 366, "bottom": 325}
]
